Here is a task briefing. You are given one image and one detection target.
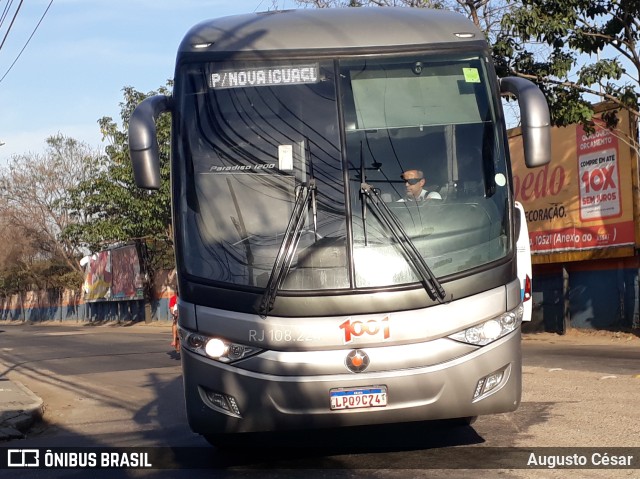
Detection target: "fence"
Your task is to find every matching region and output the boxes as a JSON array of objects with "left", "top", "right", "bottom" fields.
[{"left": 0, "top": 271, "right": 177, "bottom": 324}]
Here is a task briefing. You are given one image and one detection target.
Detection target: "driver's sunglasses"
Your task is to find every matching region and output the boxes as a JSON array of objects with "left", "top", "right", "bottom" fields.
[{"left": 402, "top": 178, "right": 423, "bottom": 185}]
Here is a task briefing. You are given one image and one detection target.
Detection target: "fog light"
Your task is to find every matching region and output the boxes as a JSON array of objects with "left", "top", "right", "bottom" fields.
[
  {"left": 473, "top": 367, "right": 508, "bottom": 400},
  {"left": 484, "top": 371, "right": 503, "bottom": 392},
  {"left": 208, "top": 391, "right": 231, "bottom": 412},
  {"left": 203, "top": 389, "right": 242, "bottom": 417}
]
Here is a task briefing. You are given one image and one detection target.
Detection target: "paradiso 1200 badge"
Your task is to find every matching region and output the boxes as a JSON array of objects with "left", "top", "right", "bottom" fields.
[{"left": 345, "top": 349, "right": 370, "bottom": 373}]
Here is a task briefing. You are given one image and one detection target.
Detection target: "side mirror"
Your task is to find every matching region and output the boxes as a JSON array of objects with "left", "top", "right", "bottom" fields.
[
  {"left": 500, "top": 77, "right": 551, "bottom": 168},
  {"left": 128, "top": 95, "right": 173, "bottom": 189}
]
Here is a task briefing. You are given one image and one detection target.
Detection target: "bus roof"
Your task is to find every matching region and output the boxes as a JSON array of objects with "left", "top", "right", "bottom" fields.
[{"left": 178, "top": 7, "right": 485, "bottom": 56}]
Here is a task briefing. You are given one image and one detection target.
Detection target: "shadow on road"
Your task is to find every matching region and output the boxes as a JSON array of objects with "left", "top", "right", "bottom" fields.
[{"left": 189, "top": 420, "right": 485, "bottom": 469}]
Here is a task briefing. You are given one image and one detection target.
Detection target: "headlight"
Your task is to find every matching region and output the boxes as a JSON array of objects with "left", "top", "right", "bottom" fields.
[
  {"left": 179, "top": 327, "right": 263, "bottom": 363},
  {"left": 448, "top": 304, "right": 523, "bottom": 346}
]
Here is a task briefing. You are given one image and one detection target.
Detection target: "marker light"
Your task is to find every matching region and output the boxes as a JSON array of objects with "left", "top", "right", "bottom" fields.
[{"left": 523, "top": 275, "right": 532, "bottom": 301}]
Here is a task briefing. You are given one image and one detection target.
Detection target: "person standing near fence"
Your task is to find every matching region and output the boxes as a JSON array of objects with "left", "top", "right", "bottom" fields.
[{"left": 169, "top": 292, "right": 179, "bottom": 352}]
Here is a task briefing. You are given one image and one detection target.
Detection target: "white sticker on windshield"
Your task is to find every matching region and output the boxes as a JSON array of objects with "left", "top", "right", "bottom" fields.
[{"left": 278, "top": 145, "right": 293, "bottom": 171}]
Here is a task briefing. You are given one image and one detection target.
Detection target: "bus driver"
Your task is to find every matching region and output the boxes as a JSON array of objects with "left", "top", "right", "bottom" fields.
[{"left": 400, "top": 169, "right": 442, "bottom": 201}]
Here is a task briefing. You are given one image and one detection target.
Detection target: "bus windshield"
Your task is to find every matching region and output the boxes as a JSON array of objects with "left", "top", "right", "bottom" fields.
[{"left": 177, "top": 53, "right": 510, "bottom": 292}]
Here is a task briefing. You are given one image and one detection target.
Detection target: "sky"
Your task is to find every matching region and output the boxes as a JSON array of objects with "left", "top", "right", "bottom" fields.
[
  {"left": 0, "top": 0, "right": 297, "bottom": 163},
  {"left": 0, "top": 1, "right": 625, "bottom": 165}
]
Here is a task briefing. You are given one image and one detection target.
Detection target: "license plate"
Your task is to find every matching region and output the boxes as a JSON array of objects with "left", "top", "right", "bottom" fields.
[{"left": 330, "top": 386, "right": 387, "bottom": 410}]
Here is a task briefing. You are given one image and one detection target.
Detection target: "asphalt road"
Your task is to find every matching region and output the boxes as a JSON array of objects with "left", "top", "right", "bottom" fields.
[
  {"left": 522, "top": 336, "right": 640, "bottom": 375},
  {"left": 0, "top": 322, "right": 638, "bottom": 479}
]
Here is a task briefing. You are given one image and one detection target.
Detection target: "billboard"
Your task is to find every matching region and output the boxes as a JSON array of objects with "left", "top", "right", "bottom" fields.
[
  {"left": 111, "top": 244, "right": 145, "bottom": 300},
  {"left": 510, "top": 108, "right": 635, "bottom": 256},
  {"left": 82, "top": 244, "right": 144, "bottom": 302},
  {"left": 83, "top": 250, "right": 111, "bottom": 301}
]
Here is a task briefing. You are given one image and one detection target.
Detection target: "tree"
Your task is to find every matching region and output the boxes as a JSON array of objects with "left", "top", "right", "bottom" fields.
[
  {"left": 0, "top": 218, "right": 39, "bottom": 296},
  {"left": 292, "top": 1, "right": 521, "bottom": 122},
  {"left": 296, "top": 0, "right": 441, "bottom": 6},
  {"left": 495, "top": 0, "right": 639, "bottom": 147},
  {"left": 293, "top": 1, "right": 510, "bottom": 36},
  {"left": 0, "top": 134, "right": 100, "bottom": 293},
  {"left": 62, "top": 83, "right": 175, "bottom": 304}
]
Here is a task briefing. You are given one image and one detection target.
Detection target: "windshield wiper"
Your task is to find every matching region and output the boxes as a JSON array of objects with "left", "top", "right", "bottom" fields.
[
  {"left": 258, "top": 180, "right": 316, "bottom": 318},
  {"left": 360, "top": 182, "right": 447, "bottom": 302},
  {"left": 359, "top": 142, "right": 369, "bottom": 246}
]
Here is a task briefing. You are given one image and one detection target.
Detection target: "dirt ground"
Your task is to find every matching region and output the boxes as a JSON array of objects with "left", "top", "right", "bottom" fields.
[{"left": 523, "top": 327, "right": 640, "bottom": 345}]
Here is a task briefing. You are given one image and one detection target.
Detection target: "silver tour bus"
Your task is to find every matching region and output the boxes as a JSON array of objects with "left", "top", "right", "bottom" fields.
[{"left": 128, "top": 8, "right": 550, "bottom": 444}]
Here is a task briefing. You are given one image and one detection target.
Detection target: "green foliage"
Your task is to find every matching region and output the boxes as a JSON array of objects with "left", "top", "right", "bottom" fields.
[
  {"left": 0, "top": 265, "right": 31, "bottom": 296},
  {"left": 4, "top": 1, "right": 637, "bottom": 298},
  {"left": 0, "top": 259, "right": 83, "bottom": 297},
  {"left": 297, "top": 1, "right": 639, "bottom": 134},
  {"left": 495, "top": 0, "right": 639, "bottom": 134},
  {"left": 62, "top": 83, "right": 175, "bottom": 295},
  {"left": 0, "top": 85, "right": 174, "bottom": 299}
]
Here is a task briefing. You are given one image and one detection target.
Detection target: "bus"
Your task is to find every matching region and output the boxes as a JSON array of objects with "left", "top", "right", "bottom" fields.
[{"left": 128, "top": 7, "right": 550, "bottom": 444}]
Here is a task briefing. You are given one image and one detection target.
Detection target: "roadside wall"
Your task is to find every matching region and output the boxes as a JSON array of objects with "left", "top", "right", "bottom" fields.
[
  {"left": 524, "top": 257, "right": 640, "bottom": 333},
  {"left": 0, "top": 270, "right": 178, "bottom": 324}
]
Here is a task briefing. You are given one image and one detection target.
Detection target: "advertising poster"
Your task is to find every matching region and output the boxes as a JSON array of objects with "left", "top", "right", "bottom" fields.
[
  {"left": 510, "top": 110, "right": 635, "bottom": 255},
  {"left": 110, "top": 244, "right": 145, "bottom": 300},
  {"left": 82, "top": 244, "right": 145, "bottom": 302},
  {"left": 83, "top": 251, "right": 112, "bottom": 301},
  {"left": 577, "top": 121, "right": 621, "bottom": 221}
]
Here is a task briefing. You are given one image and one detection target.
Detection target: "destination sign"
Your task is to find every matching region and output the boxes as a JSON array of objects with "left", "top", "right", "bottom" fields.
[{"left": 209, "top": 64, "right": 319, "bottom": 89}]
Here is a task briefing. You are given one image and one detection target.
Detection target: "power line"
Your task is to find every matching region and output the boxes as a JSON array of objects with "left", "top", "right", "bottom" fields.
[
  {"left": 0, "top": 0, "right": 53, "bottom": 84},
  {"left": 0, "top": 1, "right": 15, "bottom": 31},
  {"left": 0, "top": 0, "right": 24, "bottom": 52}
]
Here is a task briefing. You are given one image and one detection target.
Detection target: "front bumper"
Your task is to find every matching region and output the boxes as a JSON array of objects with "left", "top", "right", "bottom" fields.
[{"left": 181, "top": 328, "right": 522, "bottom": 435}]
